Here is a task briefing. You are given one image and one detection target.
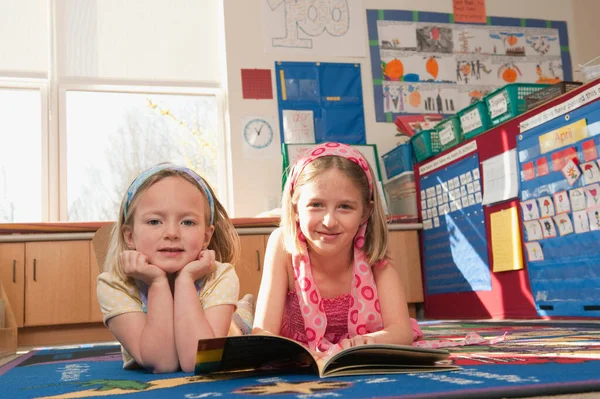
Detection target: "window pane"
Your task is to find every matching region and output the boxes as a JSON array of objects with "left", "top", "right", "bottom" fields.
[
  {"left": 0, "top": 88, "right": 43, "bottom": 222},
  {"left": 65, "top": 91, "right": 219, "bottom": 221}
]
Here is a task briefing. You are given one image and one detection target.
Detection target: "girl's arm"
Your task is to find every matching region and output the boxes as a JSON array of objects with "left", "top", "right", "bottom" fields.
[
  {"left": 362, "top": 260, "right": 414, "bottom": 345},
  {"left": 173, "top": 274, "right": 235, "bottom": 372},
  {"left": 252, "top": 228, "right": 289, "bottom": 336},
  {"left": 107, "top": 276, "right": 179, "bottom": 373},
  {"left": 174, "top": 250, "right": 238, "bottom": 372}
]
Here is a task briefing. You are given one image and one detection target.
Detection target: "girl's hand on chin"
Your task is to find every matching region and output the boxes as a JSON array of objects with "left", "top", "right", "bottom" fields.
[
  {"left": 178, "top": 249, "right": 216, "bottom": 282},
  {"left": 120, "top": 250, "right": 166, "bottom": 285}
]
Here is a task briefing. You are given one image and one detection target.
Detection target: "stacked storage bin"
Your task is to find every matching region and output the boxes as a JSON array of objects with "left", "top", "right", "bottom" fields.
[
  {"left": 458, "top": 100, "right": 491, "bottom": 140},
  {"left": 383, "top": 172, "right": 417, "bottom": 216},
  {"left": 484, "top": 83, "right": 549, "bottom": 125}
]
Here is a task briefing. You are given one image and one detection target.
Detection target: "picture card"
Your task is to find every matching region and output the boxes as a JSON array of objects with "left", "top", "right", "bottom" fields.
[
  {"left": 537, "top": 196, "right": 555, "bottom": 218},
  {"left": 585, "top": 183, "right": 600, "bottom": 207},
  {"left": 553, "top": 191, "right": 570, "bottom": 214},
  {"left": 581, "top": 161, "right": 600, "bottom": 184},
  {"left": 553, "top": 213, "right": 573, "bottom": 236},
  {"left": 572, "top": 210, "right": 590, "bottom": 234},
  {"left": 562, "top": 159, "right": 582, "bottom": 186},
  {"left": 539, "top": 217, "right": 557, "bottom": 239},
  {"left": 522, "top": 161, "right": 535, "bottom": 181},
  {"left": 520, "top": 199, "right": 540, "bottom": 221},
  {"left": 569, "top": 187, "right": 587, "bottom": 211},
  {"left": 525, "top": 242, "right": 544, "bottom": 262},
  {"left": 524, "top": 220, "right": 543, "bottom": 241},
  {"left": 588, "top": 207, "right": 600, "bottom": 231}
]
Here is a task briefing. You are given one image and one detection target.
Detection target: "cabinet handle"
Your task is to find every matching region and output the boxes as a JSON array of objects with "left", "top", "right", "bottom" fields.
[
  {"left": 12, "top": 260, "right": 16, "bottom": 283},
  {"left": 33, "top": 259, "right": 37, "bottom": 281},
  {"left": 255, "top": 250, "right": 261, "bottom": 272}
]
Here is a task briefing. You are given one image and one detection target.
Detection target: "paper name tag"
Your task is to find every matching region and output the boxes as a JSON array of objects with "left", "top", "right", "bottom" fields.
[
  {"left": 488, "top": 92, "right": 508, "bottom": 119},
  {"left": 460, "top": 108, "right": 483, "bottom": 133}
]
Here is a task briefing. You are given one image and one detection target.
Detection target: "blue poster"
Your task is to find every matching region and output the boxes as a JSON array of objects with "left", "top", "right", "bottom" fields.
[
  {"left": 275, "top": 61, "right": 366, "bottom": 145},
  {"left": 420, "top": 154, "right": 491, "bottom": 295}
]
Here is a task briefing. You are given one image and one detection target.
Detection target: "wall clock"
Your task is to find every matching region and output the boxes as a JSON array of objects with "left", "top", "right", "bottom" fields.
[{"left": 243, "top": 118, "right": 274, "bottom": 149}]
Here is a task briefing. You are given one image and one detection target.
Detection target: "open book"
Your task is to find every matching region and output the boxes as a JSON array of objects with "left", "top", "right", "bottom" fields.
[{"left": 195, "top": 335, "right": 457, "bottom": 378}]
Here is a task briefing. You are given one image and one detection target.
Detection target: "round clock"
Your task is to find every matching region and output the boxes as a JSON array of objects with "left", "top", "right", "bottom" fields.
[{"left": 243, "top": 118, "right": 274, "bottom": 149}]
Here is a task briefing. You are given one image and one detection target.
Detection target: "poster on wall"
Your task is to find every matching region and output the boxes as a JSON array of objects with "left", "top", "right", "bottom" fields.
[
  {"left": 367, "top": 9, "right": 572, "bottom": 122},
  {"left": 262, "top": 0, "right": 367, "bottom": 57}
]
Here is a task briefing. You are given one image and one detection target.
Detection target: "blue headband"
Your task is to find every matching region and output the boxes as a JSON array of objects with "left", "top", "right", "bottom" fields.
[{"left": 123, "top": 163, "right": 215, "bottom": 225}]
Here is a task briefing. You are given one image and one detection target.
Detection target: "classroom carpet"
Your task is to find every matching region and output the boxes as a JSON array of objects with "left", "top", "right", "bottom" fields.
[{"left": 1, "top": 320, "right": 600, "bottom": 399}]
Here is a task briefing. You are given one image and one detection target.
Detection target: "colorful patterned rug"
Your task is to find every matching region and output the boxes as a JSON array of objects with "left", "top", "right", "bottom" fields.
[{"left": 2, "top": 320, "right": 600, "bottom": 399}]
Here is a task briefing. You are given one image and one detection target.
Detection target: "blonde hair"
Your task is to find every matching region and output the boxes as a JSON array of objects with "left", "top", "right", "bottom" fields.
[
  {"left": 280, "top": 156, "right": 389, "bottom": 265},
  {"left": 103, "top": 169, "right": 240, "bottom": 281}
]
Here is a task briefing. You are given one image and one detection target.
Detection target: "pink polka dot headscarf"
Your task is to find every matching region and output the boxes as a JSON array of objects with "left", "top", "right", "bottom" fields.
[{"left": 289, "top": 142, "right": 383, "bottom": 353}]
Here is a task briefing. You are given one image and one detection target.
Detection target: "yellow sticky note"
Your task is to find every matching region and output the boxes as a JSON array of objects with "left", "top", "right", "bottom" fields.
[{"left": 490, "top": 207, "right": 524, "bottom": 272}]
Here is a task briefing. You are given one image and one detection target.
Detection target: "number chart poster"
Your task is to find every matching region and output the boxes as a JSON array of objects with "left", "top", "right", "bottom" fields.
[
  {"left": 366, "top": 9, "right": 572, "bottom": 122},
  {"left": 420, "top": 154, "right": 491, "bottom": 295}
]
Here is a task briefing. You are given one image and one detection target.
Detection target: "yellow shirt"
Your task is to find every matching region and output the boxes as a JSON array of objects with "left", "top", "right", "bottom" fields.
[{"left": 97, "top": 261, "right": 239, "bottom": 368}]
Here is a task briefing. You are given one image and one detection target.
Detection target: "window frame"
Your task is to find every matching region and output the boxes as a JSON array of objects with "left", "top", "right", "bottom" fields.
[{"left": 57, "top": 83, "right": 230, "bottom": 221}]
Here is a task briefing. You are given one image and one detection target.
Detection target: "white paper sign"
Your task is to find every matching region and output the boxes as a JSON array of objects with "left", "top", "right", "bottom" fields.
[
  {"left": 282, "top": 110, "right": 315, "bottom": 144},
  {"left": 438, "top": 125, "right": 454, "bottom": 146},
  {"left": 488, "top": 92, "right": 508, "bottom": 119},
  {"left": 460, "top": 108, "right": 483, "bottom": 133},
  {"left": 481, "top": 149, "right": 519, "bottom": 205}
]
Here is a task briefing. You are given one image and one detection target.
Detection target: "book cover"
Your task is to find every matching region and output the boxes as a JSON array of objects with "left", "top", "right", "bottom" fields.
[{"left": 195, "top": 335, "right": 457, "bottom": 378}]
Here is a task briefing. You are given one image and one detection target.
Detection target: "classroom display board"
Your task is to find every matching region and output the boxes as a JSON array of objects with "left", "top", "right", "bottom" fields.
[
  {"left": 517, "top": 100, "right": 600, "bottom": 317},
  {"left": 419, "top": 154, "right": 491, "bottom": 295},
  {"left": 275, "top": 62, "right": 366, "bottom": 145},
  {"left": 366, "top": 9, "right": 572, "bottom": 122}
]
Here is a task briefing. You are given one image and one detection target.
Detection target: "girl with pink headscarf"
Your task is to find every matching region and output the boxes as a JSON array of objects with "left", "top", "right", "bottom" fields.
[{"left": 253, "top": 142, "right": 422, "bottom": 357}]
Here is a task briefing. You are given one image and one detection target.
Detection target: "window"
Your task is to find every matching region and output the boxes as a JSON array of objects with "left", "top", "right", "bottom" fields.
[
  {"left": 0, "top": 1, "right": 227, "bottom": 222},
  {"left": 63, "top": 89, "right": 220, "bottom": 221},
  {"left": 0, "top": 87, "right": 45, "bottom": 222}
]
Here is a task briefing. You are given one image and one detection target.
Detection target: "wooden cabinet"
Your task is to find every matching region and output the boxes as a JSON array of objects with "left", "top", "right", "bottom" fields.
[
  {"left": 236, "top": 235, "right": 268, "bottom": 300},
  {"left": 0, "top": 243, "right": 25, "bottom": 327},
  {"left": 0, "top": 240, "right": 94, "bottom": 327},
  {"left": 25, "top": 241, "right": 91, "bottom": 326},
  {"left": 388, "top": 230, "right": 424, "bottom": 303}
]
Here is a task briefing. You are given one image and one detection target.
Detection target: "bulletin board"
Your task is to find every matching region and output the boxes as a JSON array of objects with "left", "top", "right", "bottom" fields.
[
  {"left": 275, "top": 62, "right": 366, "bottom": 145},
  {"left": 419, "top": 153, "right": 490, "bottom": 295},
  {"left": 366, "top": 9, "right": 572, "bottom": 122},
  {"left": 516, "top": 97, "right": 600, "bottom": 317}
]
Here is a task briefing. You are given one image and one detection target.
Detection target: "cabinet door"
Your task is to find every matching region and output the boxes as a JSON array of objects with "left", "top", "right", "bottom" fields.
[
  {"left": 0, "top": 243, "right": 25, "bottom": 327},
  {"left": 237, "top": 235, "right": 268, "bottom": 300},
  {"left": 89, "top": 243, "right": 104, "bottom": 323},
  {"left": 388, "top": 231, "right": 424, "bottom": 303},
  {"left": 25, "top": 241, "right": 91, "bottom": 326}
]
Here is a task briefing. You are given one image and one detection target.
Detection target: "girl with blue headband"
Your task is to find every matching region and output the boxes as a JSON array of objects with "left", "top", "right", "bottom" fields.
[{"left": 97, "top": 163, "right": 252, "bottom": 373}]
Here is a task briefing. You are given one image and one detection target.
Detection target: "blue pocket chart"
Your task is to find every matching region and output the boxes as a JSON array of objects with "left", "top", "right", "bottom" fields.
[
  {"left": 517, "top": 100, "right": 600, "bottom": 317},
  {"left": 275, "top": 62, "right": 366, "bottom": 145},
  {"left": 420, "top": 154, "right": 491, "bottom": 295}
]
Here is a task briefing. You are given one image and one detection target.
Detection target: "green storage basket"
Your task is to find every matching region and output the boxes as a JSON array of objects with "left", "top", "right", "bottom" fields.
[
  {"left": 458, "top": 100, "right": 491, "bottom": 139},
  {"left": 411, "top": 129, "right": 440, "bottom": 162},
  {"left": 435, "top": 115, "right": 463, "bottom": 152},
  {"left": 484, "top": 83, "right": 550, "bottom": 126}
]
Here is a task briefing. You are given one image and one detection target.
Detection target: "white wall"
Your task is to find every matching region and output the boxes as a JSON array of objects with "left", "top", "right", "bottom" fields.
[{"left": 223, "top": 0, "right": 579, "bottom": 217}]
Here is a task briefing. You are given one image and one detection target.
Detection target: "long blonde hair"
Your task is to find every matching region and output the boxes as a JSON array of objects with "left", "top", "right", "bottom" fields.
[
  {"left": 104, "top": 168, "right": 240, "bottom": 282},
  {"left": 280, "top": 156, "right": 389, "bottom": 265}
]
